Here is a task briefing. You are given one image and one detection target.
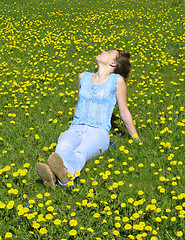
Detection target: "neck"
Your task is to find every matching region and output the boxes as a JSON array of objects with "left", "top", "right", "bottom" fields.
[{"left": 95, "top": 65, "right": 114, "bottom": 80}]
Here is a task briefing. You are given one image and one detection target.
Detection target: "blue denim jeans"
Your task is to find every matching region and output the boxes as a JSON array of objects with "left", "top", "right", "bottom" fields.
[{"left": 55, "top": 125, "right": 110, "bottom": 177}]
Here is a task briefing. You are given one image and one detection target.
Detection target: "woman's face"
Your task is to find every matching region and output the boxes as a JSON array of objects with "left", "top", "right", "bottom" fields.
[{"left": 96, "top": 50, "right": 118, "bottom": 66}]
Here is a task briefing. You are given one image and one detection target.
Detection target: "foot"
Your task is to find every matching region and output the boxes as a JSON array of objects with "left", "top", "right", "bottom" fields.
[
  {"left": 47, "top": 153, "right": 69, "bottom": 184},
  {"left": 36, "top": 162, "right": 56, "bottom": 190}
]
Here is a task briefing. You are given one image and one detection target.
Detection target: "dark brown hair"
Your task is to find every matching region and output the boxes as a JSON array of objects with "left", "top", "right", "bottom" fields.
[{"left": 114, "top": 50, "right": 131, "bottom": 80}]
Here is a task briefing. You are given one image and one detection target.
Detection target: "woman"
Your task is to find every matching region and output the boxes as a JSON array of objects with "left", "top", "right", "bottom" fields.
[{"left": 36, "top": 50, "right": 140, "bottom": 190}]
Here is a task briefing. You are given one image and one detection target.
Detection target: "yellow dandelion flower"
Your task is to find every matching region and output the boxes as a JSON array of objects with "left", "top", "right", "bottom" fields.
[
  {"left": 124, "top": 224, "right": 132, "bottom": 230},
  {"left": 122, "top": 217, "right": 129, "bottom": 222},
  {"left": 0, "top": 201, "right": 6, "bottom": 209},
  {"left": 87, "top": 228, "right": 94, "bottom": 233},
  {"left": 113, "top": 230, "right": 119, "bottom": 236},
  {"left": 128, "top": 198, "right": 134, "bottom": 203},
  {"left": 7, "top": 201, "right": 14, "bottom": 210},
  {"left": 42, "top": 147, "right": 48, "bottom": 151},
  {"left": 37, "top": 194, "right": 43, "bottom": 199},
  {"left": 150, "top": 237, "right": 157, "bottom": 240},
  {"left": 119, "top": 146, "right": 125, "bottom": 151},
  {"left": 5, "top": 232, "right": 12, "bottom": 239},
  {"left": 23, "top": 163, "right": 30, "bottom": 168},
  {"left": 138, "top": 190, "right": 144, "bottom": 195},
  {"left": 39, "top": 228, "right": 47, "bottom": 234},
  {"left": 111, "top": 194, "right": 117, "bottom": 199},
  {"left": 32, "top": 222, "right": 40, "bottom": 229},
  {"left": 93, "top": 213, "right": 100, "bottom": 218},
  {"left": 124, "top": 149, "right": 129, "bottom": 154},
  {"left": 54, "top": 219, "right": 61, "bottom": 225},
  {"left": 75, "top": 171, "right": 80, "bottom": 176},
  {"left": 47, "top": 206, "right": 54, "bottom": 212},
  {"left": 115, "top": 222, "right": 121, "bottom": 228},
  {"left": 145, "top": 226, "right": 152, "bottom": 231},
  {"left": 45, "top": 214, "right": 53, "bottom": 220},
  {"left": 69, "top": 229, "right": 77, "bottom": 236},
  {"left": 121, "top": 203, "right": 126, "bottom": 208},
  {"left": 69, "top": 219, "right": 78, "bottom": 226},
  {"left": 176, "top": 231, "right": 183, "bottom": 237}
]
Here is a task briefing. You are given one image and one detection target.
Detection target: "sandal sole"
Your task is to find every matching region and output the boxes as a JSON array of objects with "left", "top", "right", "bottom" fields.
[
  {"left": 36, "top": 162, "right": 56, "bottom": 190},
  {"left": 48, "top": 153, "right": 69, "bottom": 184}
]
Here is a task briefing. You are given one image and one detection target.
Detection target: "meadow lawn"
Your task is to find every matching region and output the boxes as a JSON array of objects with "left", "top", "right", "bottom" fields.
[{"left": 0, "top": 0, "right": 185, "bottom": 239}]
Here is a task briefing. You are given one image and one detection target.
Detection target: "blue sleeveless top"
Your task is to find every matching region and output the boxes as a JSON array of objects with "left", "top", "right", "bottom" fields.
[{"left": 71, "top": 72, "right": 120, "bottom": 132}]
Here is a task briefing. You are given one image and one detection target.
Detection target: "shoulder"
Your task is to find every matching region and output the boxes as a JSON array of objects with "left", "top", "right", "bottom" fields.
[
  {"left": 78, "top": 72, "right": 93, "bottom": 88},
  {"left": 116, "top": 75, "right": 127, "bottom": 97},
  {"left": 78, "top": 72, "right": 93, "bottom": 81},
  {"left": 78, "top": 72, "right": 83, "bottom": 81},
  {"left": 116, "top": 75, "right": 126, "bottom": 89}
]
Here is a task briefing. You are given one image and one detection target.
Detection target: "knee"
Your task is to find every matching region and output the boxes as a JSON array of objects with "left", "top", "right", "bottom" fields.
[{"left": 55, "top": 142, "right": 74, "bottom": 152}]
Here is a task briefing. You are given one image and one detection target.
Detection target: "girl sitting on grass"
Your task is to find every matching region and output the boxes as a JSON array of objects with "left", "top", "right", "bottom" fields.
[{"left": 36, "top": 49, "right": 140, "bottom": 190}]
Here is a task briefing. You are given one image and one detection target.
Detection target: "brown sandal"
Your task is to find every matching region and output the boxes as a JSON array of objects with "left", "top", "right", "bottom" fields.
[
  {"left": 36, "top": 162, "right": 56, "bottom": 190},
  {"left": 47, "top": 153, "right": 69, "bottom": 184}
]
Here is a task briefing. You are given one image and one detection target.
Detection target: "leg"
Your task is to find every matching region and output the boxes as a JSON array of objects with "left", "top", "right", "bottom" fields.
[
  {"left": 74, "top": 125, "right": 110, "bottom": 174},
  {"left": 54, "top": 125, "right": 83, "bottom": 174},
  {"left": 49, "top": 125, "right": 109, "bottom": 183}
]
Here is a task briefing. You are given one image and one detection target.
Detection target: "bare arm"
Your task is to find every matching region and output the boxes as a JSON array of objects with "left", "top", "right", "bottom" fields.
[
  {"left": 73, "top": 73, "right": 82, "bottom": 118},
  {"left": 116, "top": 76, "right": 140, "bottom": 141}
]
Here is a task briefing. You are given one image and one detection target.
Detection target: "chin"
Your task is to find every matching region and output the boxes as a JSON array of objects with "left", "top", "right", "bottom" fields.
[{"left": 95, "top": 56, "right": 100, "bottom": 61}]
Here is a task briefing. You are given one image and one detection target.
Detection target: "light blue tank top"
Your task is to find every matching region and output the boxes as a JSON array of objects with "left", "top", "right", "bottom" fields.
[{"left": 71, "top": 72, "right": 120, "bottom": 132}]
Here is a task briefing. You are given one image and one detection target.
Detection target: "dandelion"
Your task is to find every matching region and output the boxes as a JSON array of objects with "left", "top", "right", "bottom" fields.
[
  {"left": 138, "top": 163, "right": 144, "bottom": 168},
  {"left": 32, "top": 222, "right": 40, "bottom": 229},
  {"left": 37, "top": 194, "right": 43, "bottom": 199},
  {"left": 7, "top": 201, "right": 14, "bottom": 210},
  {"left": 92, "top": 181, "right": 98, "bottom": 186},
  {"left": 75, "top": 171, "right": 80, "bottom": 176},
  {"left": 69, "top": 219, "right": 78, "bottom": 226},
  {"left": 155, "top": 217, "right": 162, "bottom": 222},
  {"left": 93, "top": 213, "right": 100, "bottom": 218},
  {"left": 54, "top": 219, "right": 61, "bottom": 225},
  {"left": 113, "top": 230, "right": 119, "bottom": 236},
  {"left": 44, "top": 192, "right": 50, "bottom": 197},
  {"left": 138, "top": 190, "right": 144, "bottom": 195},
  {"left": 115, "top": 222, "right": 121, "bottom": 228},
  {"left": 121, "top": 203, "right": 126, "bottom": 208},
  {"left": 122, "top": 217, "right": 129, "bottom": 222},
  {"left": 111, "top": 194, "right": 117, "bottom": 199},
  {"left": 176, "top": 231, "right": 183, "bottom": 237},
  {"left": 145, "top": 226, "right": 152, "bottom": 231},
  {"left": 0, "top": 202, "right": 6, "bottom": 209},
  {"left": 47, "top": 206, "right": 54, "bottom": 212},
  {"left": 128, "top": 198, "right": 134, "bottom": 203},
  {"left": 119, "top": 146, "right": 125, "bottom": 151},
  {"left": 43, "top": 147, "right": 48, "bottom": 151},
  {"left": 5, "top": 232, "right": 12, "bottom": 239},
  {"left": 39, "top": 228, "right": 47, "bottom": 234},
  {"left": 80, "top": 179, "right": 86, "bottom": 183},
  {"left": 23, "top": 163, "right": 30, "bottom": 168},
  {"left": 35, "top": 134, "right": 40, "bottom": 140},
  {"left": 171, "top": 217, "right": 177, "bottom": 222},
  {"left": 67, "top": 173, "right": 75, "bottom": 180},
  {"left": 87, "top": 228, "right": 94, "bottom": 233},
  {"left": 45, "top": 214, "right": 53, "bottom": 220},
  {"left": 124, "top": 224, "right": 132, "bottom": 230}
]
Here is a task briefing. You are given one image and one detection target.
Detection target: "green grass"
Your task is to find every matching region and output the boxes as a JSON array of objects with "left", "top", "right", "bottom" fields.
[{"left": 0, "top": 0, "right": 185, "bottom": 239}]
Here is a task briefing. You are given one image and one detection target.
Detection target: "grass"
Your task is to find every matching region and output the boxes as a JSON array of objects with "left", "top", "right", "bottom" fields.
[{"left": 0, "top": 0, "right": 185, "bottom": 239}]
